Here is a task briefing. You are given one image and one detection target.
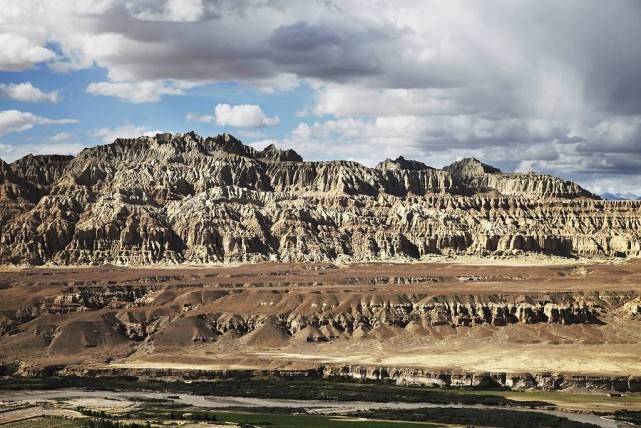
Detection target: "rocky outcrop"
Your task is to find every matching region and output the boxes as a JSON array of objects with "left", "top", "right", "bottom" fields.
[
  {"left": 0, "top": 283, "right": 632, "bottom": 342},
  {"left": 377, "top": 156, "right": 433, "bottom": 171},
  {"left": 1, "top": 131, "right": 636, "bottom": 266},
  {"left": 444, "top": 157, "right": 502, "bottom": 176},
  {"left": 191, "top": 292, "right": 615, "bottom": 341},
  {"left": 323, "top": 365, "right": 641, "bottom": 392},
  {"left": 0, "top": 158, "right": 43, "bottom": 228},
  {"left": 10, "top": 154, "right": 73, "bottom": 188},
  {"left": 444, "top": 157, "right": 593, "bottom": 199},
  {"left": 41, "top": 364, "right": 641, "bottom": 392},
  {"left": 2, "top": 263, "right": 641, "bottom": 391}
]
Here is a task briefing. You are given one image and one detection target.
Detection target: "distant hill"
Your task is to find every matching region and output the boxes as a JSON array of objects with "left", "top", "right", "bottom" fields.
[{"left": 601, "top": 192, "right": 641, "bottom": 201}]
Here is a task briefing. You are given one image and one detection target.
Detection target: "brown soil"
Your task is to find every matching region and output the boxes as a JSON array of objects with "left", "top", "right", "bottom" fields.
[{"left": 2, "top": 258, "right": 641, "bottom": 377}]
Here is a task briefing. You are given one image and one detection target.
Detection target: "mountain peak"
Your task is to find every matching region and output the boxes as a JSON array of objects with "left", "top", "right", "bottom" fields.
[
  {"left": 601, "top": 192, "right": 641, "bottom": 201},
  {"left": 377, "top": 156, "right": 433, "bottom": 171},
  {"left": 443, "top": 157, "right": 502, "bottom": 176},
  {"left": 258, "top": 144, "right": 302, "bottom": 162}
]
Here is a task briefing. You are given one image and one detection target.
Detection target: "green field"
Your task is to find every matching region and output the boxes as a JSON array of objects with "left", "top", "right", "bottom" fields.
[
  {"left": 213, "top": 411, "right": 445, "bottom": 427},
  {"left": 1, "top": 414, "right": 444, "bottom": 428},
  {"left": 2, "top": 417, "right": 81, "bottom": 428},
  {"left": 0, "top": 376, "right": 549, "bottom": 408},
  {"left": 1, "top": 376, "right": 637, "bottom": 427}
]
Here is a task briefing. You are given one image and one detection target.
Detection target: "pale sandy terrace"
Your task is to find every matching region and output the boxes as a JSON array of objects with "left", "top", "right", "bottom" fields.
[{"left": 109, "top": 341, "right": 641, "bottom": 377}]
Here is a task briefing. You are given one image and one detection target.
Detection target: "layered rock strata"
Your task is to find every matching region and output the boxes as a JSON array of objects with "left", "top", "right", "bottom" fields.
[
  {"left": 2, "top": 263, "right": 641, "bottom": 391},
  {"left": 0, "top": 288, "right": 620, "bottom": 339},
  {"left": 0, "top": 132, "right": 638, "bottom": 266},
  {"left": 48, "top": 365, "right": 641, "bottom": 393}
]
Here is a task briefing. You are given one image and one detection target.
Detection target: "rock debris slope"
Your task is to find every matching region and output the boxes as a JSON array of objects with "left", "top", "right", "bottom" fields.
[{"left": 0, "top": 131, "right": 639, "bottom": 266}]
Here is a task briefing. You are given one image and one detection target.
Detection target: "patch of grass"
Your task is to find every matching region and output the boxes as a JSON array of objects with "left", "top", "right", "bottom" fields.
[
  {"left": 352, "top": 408, "right": 599, "bottom": 428},
  {"left": 120, "top": 396, "right": 173, "bottom": 404},
  {"left": 127, "top": 406, "right": 598, "bottom": 428},
  {"left": 611, "top": 410, "right": 641, "bottom": 424},
  {"left": 100, "top": 406, "right": 446, "bottom": 427},
  {"left": 1, "top": 417, "right": 151, "bottom": 428},
  {"left": 210, "top": 410, "right": 445, "bottom": 428},
  {"left": 503, "top": 390, "right": 641, "bottom": 404},
  {"left": 2, "top": 417, "right": 81, "bottom": 428}
]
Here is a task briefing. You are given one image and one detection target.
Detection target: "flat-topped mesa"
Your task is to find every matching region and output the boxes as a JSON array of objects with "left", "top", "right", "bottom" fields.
[{"left": 377, "top": 156, "right": 434, "bottom": 171}]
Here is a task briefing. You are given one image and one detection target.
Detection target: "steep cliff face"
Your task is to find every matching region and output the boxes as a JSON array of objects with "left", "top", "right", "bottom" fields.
[
  {"left": 1, "top": 131, "right": 635, "bottom": 266},
  {"left": 46, "top": 364, "right": 641, "bottom": 392},
  {"left": 322, "top": 365, "right": 641, "bottom": 392},
  {"left": 0, "top": 158, "right": 43, "bottom": 228}
]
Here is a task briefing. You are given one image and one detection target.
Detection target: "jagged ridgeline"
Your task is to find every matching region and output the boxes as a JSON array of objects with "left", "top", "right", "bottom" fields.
[{"left": 0, "top": 131, "right": 640, "bottom": 265}]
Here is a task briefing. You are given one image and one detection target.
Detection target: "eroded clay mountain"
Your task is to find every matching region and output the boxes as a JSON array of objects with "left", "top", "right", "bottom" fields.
[
  {"left": 1, "top": 131, "right": 639, "bottom": 266},
  {"left": 4, "top": 262, "right": 641, "bottom": 391}
]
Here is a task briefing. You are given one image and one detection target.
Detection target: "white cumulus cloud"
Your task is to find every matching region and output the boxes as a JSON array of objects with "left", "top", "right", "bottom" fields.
[
  {"left": 0, "top": 82, "right": 59, "bottom": 103},
  {"left": 3, "top": 0, "right": 641, "bottom": 192},
  {"left": 164, "top": 0, "right": 204, "bottom": 22},
  {"left": 0, "top": 33, "right": 56, "bottom": 71},
  {"left": 0, "top": 142, "right": 87, "bottom": 162},
  {"left": 92, "top": 124, "right": 163, "bottom": 144},
  {"left": 211, "top": 104, "right": 280, "bottom": 128},
  {"left": 185, "top": 112, "right": 215, "bottom": 124},
  {"left": 86, "top": 80, "right": 203, "bottom": 103},
  {"left": 49, "top": 132, "right": 73, "bottom": 142},
  {"left": 0, "top": 110, "right": 77, "bottom": 136}
]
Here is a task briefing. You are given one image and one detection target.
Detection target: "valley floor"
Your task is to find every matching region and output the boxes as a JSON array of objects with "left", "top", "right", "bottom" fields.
[{"left": 0, "top": 382, "right": 633, "bottom": 427}]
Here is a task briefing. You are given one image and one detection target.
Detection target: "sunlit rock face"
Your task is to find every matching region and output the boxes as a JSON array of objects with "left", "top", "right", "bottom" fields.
[{"left": 2, "top": 131, "right": 639, "bottom": 266}]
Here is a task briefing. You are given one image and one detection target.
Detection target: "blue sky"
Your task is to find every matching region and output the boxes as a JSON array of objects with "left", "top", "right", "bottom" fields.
[
  {"left": 0, "top": 64, "right": 316, "bottom": 157},
  {"left": 2, "top": 1, "right": 641, "bottom": 194}
]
